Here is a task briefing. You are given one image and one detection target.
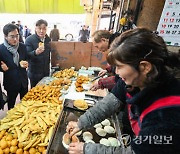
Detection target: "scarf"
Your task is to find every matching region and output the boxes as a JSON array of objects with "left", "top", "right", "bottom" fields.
[{"left": 4, "top": 39, "right": 19, "bottom": 66}]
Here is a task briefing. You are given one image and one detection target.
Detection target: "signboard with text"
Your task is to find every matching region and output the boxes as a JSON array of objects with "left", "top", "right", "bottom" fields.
[{"left": 157, "top": 0, "right": 180, "bottom": 46}]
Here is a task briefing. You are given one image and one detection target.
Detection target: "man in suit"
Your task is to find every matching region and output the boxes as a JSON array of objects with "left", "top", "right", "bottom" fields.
[{"left": 0, "top": 23, "right": 28, "bottom": 110}]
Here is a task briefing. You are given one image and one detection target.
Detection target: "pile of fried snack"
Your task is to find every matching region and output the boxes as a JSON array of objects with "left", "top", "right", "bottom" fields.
[
  {"left": 0, "top": 68, "right": 94, "bottom": 153},
  {"left": 0, "top": 69, "right": 76, "bottom": 153},
  {"left": 75, "top": 75, "right": 90, "bottom": 92}
]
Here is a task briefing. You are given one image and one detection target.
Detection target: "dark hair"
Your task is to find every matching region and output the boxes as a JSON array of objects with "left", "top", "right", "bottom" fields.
[
  {"left": 3, "top": 23, "right": 19, "bottom": 36},
  {"left": 36, "top": 19, "right": 48, "bottom": 27},
  {"left": 107, "top": 28, "right": 180, "bottom": 86}
]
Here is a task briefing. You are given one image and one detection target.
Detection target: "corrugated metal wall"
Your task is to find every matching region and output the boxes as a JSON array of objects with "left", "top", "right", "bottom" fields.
[{"left": 0, "top": 0, "right": 84, "bottom": 14}]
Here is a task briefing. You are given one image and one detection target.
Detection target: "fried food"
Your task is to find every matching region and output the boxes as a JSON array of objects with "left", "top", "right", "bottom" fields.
[
  {"left": 39, "top": 42, "right": 44, "bottom": 48},
  {"left": 71, "top": 135, "right": 79, "bottom": 143},
  {"left": 62, "top": 133, "right": 79, "bottom": 149},
  {"left": 52, "top": 69, "right": 78, "bottom": 79},
  {"left": 73, "top": 99, "right": 88, "bottom": 110},
  {"left": 19, "top": 60, "right": 28, "bottom": 68},
  {"left": 62, "top": 133, "right": 71, "bottom": 145},
  {"left": 75, "top": 87, "right": 83, "bottom": 92},
  {"left": 75, "top": 75, "right": 91, "bottom": 92},
  {"left": 22, "top": 85, "right": 62, "bottom": 104},
  {"left": 0, "top": 100, "right": 62, "bottom": 152}
]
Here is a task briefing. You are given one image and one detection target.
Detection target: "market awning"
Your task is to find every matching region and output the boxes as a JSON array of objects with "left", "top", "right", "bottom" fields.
[{"left": 0, "top": 0, "right": 84, "bottom": 14}]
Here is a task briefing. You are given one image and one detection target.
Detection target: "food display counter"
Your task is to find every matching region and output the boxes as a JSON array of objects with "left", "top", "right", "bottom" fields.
[
  {"left": 0, "top": 67, "right": 122, "bottom": 154},
  {"left": 46, "top": 99, "right": 122, "bottom": 154}
]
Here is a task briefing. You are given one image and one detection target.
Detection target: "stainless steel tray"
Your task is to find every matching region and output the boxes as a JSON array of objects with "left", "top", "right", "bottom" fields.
[{"left": 47, "top": 102, "right": 122, "bottom": 154}]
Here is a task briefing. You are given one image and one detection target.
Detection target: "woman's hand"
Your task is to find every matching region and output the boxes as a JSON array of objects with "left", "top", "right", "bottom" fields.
[
  {"left": 68, "top": 142, "right": 84, "bottom": 154},
  {"left": 66, "top": 121, "right": 80, "bottom": 137}
]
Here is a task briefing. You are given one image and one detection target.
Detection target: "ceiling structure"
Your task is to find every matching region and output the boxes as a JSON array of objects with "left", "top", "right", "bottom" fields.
[{"left": 0, "top": 0, "right": 84, "bottom": 14}]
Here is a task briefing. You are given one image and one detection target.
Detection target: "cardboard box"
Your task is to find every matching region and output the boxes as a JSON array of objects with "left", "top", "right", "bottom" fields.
[
  {"left": 51, "top": 42, "right": 107, "bottom": 70},
  {"left": 90, "top": 45, "right": 108, "bottom": 69},
  {"left": 73, "top": 42, "right": 92, "bottom": 69},
  {"left": 51, "top": 42, "right": 75, "bottom": 69}
]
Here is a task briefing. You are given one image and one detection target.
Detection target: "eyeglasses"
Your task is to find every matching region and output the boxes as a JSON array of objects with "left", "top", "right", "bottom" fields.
[{"left": 8, "top": 34, "right": 20, "bottom": 39}]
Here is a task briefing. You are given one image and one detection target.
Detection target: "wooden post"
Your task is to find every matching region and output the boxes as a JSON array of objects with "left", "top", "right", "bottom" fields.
[{"left": 90, "top": 0, "right": 101, "bottom": 36}]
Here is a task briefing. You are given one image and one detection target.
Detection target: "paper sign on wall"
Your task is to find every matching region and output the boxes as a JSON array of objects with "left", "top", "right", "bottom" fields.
[{"left": 157, "top": 0, "right": 180, "bottom": 46}]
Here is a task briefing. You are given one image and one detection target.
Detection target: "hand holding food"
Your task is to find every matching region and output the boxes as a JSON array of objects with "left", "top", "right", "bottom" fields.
[
  {"left": 19, "top": 60, "right": 28, "bottom": 68},
  {"left": 66, "top": 121, "right": 80, "bottom": 137},
  {"left": 62, "top": 133, "right": 79, "bottom": 149},
  {"left": 39, "top": 42, "right": 44, "bottom": 48},
  {"left": 36, "top": 42, "right": 44, "bottom": 55},
  {"left": 1, "top": 61, "right": 8, "bottom": 71}
]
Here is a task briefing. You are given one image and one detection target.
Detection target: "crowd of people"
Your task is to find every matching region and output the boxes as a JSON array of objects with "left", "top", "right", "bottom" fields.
[
  {"left": 0, "top": 20, "right": 91, "bottom": 111},
  {"left": 0, "top": 19, "right": 179, "bottom": 154},
  {"left": 0, "top": 19, "right": 51, "bottom": 110}
]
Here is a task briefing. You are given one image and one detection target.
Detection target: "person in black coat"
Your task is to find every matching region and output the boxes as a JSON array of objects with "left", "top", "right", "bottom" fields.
[
  {"left": 0, "top": 24, "right": 28, "bottom": 110},
  {"left": 78, "top": 25, "right": 90, "bottom": 43},
  {"left": 25, "top": 19, "right": 51, "bottom": 88}
]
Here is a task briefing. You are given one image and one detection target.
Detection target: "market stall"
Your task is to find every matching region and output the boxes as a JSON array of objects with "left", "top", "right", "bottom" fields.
[{"left": 0, "top": 67, "right": 121, "bottom": 154}]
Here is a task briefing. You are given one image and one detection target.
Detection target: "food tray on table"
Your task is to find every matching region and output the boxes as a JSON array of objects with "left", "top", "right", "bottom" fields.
[
  {"left": 63, "top": 98, "right": 96, "bottom": 112},
  {"left": 46, "top": 99, "right": 122, "bottom": 154},
  {"left": 36, "top": 76, "right": 57, "bottom": 85},
  {"left": 85, "top": 93, "right": 103, "bottom": 101}
]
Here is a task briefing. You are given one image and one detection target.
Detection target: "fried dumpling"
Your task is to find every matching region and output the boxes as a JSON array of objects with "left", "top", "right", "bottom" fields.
[{"left": 62, "top": 133, "right": 79, "bottom": 149}]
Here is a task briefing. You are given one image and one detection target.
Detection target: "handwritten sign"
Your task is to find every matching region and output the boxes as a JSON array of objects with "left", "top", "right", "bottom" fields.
[{"left": 157, "top": 0, "right": 180, "bottom": 46}]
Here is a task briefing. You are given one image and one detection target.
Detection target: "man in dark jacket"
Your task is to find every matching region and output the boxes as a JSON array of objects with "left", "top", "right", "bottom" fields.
[
  {"left": 25, "top": 19, "right": 51, "bottom": 88},
  {"left": 0, "top": 24, "right": 28, "bottom": 110},
  {"left": 90, "top": 30, "right": 120, "bottom": 91}
]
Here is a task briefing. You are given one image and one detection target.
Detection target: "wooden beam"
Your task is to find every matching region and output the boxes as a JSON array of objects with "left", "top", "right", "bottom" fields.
[{"left": 90, "top": 0, "right": 102, "bottom": 35}]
